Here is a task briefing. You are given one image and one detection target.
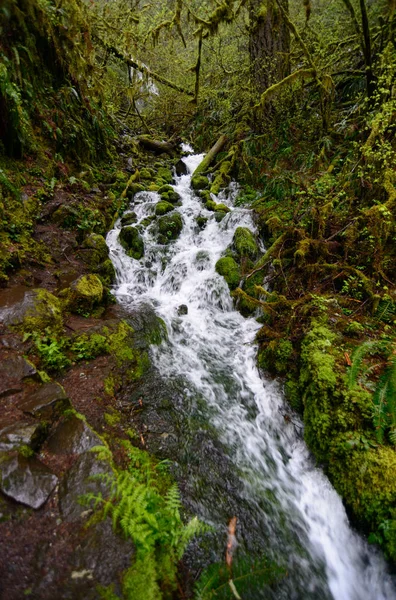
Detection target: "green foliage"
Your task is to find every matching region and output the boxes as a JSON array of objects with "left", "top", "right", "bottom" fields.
[
  {"left": 215, "top": 257, "right": 240, "bottom": 291},
  {"left": 84, "top": 444, "right": 206, "bottom": 599},
  {"left": 71, "top": 333, "right": 109, "bottom": 361},
  {"left": 195, "top": 556, "right": 285, "bottom": 600},
  {"left": 30, "top": 331, "right": 71, "bottom": 372}
]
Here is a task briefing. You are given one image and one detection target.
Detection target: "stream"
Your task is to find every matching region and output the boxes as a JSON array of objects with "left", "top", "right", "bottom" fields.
[{"left": 107, "top": 149, "right": 396, "bottom": 600}]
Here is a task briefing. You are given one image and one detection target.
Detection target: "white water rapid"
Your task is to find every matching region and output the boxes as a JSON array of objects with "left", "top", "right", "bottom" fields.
[{"left": 107, "top": 149, "right": 396, "bottom": 600}]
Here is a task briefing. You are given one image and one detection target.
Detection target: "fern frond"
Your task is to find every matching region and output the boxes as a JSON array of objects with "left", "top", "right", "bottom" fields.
[{"left": 348, "top": 341, "right": 377, "bottom": 388}]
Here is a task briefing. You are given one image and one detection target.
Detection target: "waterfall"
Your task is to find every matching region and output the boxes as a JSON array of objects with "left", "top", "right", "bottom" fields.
[{"left": 107, "top": 149, "right": 396, "bottom": 600}]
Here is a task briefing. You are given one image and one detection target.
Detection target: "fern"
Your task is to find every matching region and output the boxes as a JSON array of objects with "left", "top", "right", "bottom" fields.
[
  {"left": 82, "top": 444, "right": 206, "bottom": 599},
  {"left": 348, "top": 340, "right": 377, "bottom": 388}
]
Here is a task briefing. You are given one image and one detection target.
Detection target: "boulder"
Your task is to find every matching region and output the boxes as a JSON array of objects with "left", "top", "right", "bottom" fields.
[
  {"left": 120, "top": 212, "right": 137, "bottom": 226},
  {"left": 158, "top": 212, "right": 183, "bottom": 243},
  {"left": 215, "top": 211, "right": 227, "bottom": 222},
  {"left": 19, "top": 382, "right": 70, "bottom": 420},
  {"left": 59, "top": 451, "right": 113, "bottom": 522},
  {"left": 155, "top": 201, "right": 174, "bottom": 216},
  {"left": 156, "top": 166, "right": 173, "bottom": 184},
  {"left": 177, "top": 305, "right": 188, "bottom": 316},
  {"left": 233, "top": 226, "right": 258, "bottom": 259},
  {"left": 79, "top": 234, "right": 109, "bottom": 268},
  {"left": 175, "top": 159, "right": 188, "bottom": 177},
  {"left": 0, "top": 452, "right": 58, "bottom": 509},
  {"left": 0, "top": 421, "right": 47, "bottom": 451},
  {"left": 118, "top": 226, "right": 144, "bottom": 260},
  {"left": 192, "top": 175, "right": 209, "bottom": 191},
  {"left": 0, "top": 356, "right": 37, "bottom": 398},
  {"left": 160, "top": 189, "right": 181, "bottom": 204},
  {"left": 46, "top": 415, "right": 103, "bottom": 455},
  {"left": 68, "top": 274, "right": 104, "bottom": 314},
  {"left": 0, "top": 289, "right": 63, "bottom": 333},
  {"left": 215, "top": 256, "right": 241, "bottom": 290}
]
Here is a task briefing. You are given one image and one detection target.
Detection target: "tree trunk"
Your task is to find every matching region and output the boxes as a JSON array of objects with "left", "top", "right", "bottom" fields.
[{"left": 249, "top": 0, "right": 290, "bottom": 97}]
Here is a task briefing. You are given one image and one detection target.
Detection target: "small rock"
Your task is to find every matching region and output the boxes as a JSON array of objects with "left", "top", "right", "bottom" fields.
[
  {"left": 68, "top": 274, "right": 104, "bottom": 314},
  {"left": 175, "top": 159, "right": 188, "bottom": 177},
  {"left": 0, "top": 356, "right": 37, "bottom": 398},
  {"left": 0, "top": 452, "right": 58, "bottom": 509},
  {"left": 19, "top": 382, "right": 70, "bottom": 420},
  {"left": 0, "top": 421, "right": 47, "bottom": 451},
  {"left": 177, "top": 305, "right": 188, "bottom": 316},
  {"left": 126, "top": 157, "right": 134, "bottom": 172},
  {"left": 59, "top": 451, "right": 113, "bottom": 522},
  {"left": 46, "top": 415, "right": 103, "bottom": 455}
]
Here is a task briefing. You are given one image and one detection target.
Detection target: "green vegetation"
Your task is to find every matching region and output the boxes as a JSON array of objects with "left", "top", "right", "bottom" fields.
[{"left": 83, "top": 444, "right": 206, "bottom": 600}]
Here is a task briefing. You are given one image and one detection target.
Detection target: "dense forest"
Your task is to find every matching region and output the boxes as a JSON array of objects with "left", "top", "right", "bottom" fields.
[{"left": 1, "top": 0, "right": 396, "bottom": 598}]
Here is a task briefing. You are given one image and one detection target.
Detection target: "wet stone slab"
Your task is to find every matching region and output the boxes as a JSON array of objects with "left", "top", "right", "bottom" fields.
[
  {"left": 0, "top": 356, "right": 37, "bottom": 398},
  {"left": 46, "top": 415, "right": 103, "bottom": 455},
  {"left": 19, "top": 382, "right": 71, "bottom": 420},
  {"left": 0, "top": 452, "right": 58, "bottom": 509}
]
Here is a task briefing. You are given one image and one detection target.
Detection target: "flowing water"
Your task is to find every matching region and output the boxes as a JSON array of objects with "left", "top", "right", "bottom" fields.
[{"left": 107, "top": 149, "right": 396, "bottom": 599}]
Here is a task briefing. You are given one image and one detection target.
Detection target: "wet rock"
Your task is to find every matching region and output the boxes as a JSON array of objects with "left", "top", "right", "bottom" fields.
[
  {"left": 192, "top": 175, "right": 209, "bottom": 191},
  {"left": 233, "top": 226, "right": 258, "bottom": 259},
  {"left": 95, "top": 258, "right": 116, "bottom": 286},
  {"left": 0, "top": 421, "right": 47, "bottom": 451},
  {"left": 80, "top": 233, "right": 109, "bottom": 266},
  {"left": 118, "top": 226, "right": 144, "bottom": 259},
  {"left": 155, "top": 200, "right": 174, "bottom": 216},
  {"left": 0, "top": 356, "right": 37, "bottom": 398},
  {"left": 156, "top": 166, "right": 173, "bottom": 184},
  {"left": 214, "top": 210, "right": 227, "bottom": 222},
  {"left": 177, "top": 304, "right": 188, "bottom": 316},
  {"left": 175, "top": 159, "right": 188, "bottom": 176},
  {"left": 160, "top": 189, "right": 181, "bottom": 204},
  {"left": 67, "top": 274, "right": 104, "bottom": 314},
  {"left": 59, "top": 451, "right": 113, "bottom": 522},
  {"left": 19, "top": 382, "right": 70, "bottom": 420},
  {"left": 0, "top": 289, "right": 63, "bottom": 333},
  {"left": 126, "top": 156, "right": 134, "bottom": 172},
  {"left": 215, "top": 256, "right": 241, "bottom": 290},
  {"left": 158, "top": 212, "right": 183, "bottom": 243},
  {"left": 120, "top": 211, "right": 137, "bottom": 226},
  {"left": 46, "top": 415, "right": 103, "bottom": 455},
  {"left": 195, "top": 216, "right": 208, "bottom": 229},
  {"left": 0, "top": 453, "right": 58, "bottom": 509}
]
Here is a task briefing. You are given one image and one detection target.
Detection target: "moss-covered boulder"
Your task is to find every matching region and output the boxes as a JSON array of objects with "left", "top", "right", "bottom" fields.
[
  {"left": 215, "top": 211, "right": 227, "bottom": 222},
  {"left": 156, "top": 167, "right": 173, "bottom": 184},
  {"left": 157, "top": 184, "right": 173, "bottom": 195},
  {"left": 80, "top": 233, "right": 109, "bottom": 269},
  {"left": 139, "top": 168, "right": 155, "bottom": 180},
  {"left": 192, "top": 176, "right": 209, "bottom": 191},
  {"left": 155, "top": 201, "right": 174, "bottom": 216},
  {"left": 215, "top": 257, "right": 240, "bottom": 290},
  {"left": 160, "top": 190, "right": 181, "bottom": 204},
  {"left": 158, "top": 212, "right": 183, "bottom": 243},
  {"left": 68, "top": 274, "right": 103, "bottom": 314},
  {"left": 96, "top": 259, "right": 116, "bottom": 286},
  {"left": 120, "top": 212, "right": 137, "bottom": 226},
  {"left": 118, "top": 226, "right": 144, "bottom": 259},
  {"left": 126, "top": 183, "right": 145, "bottom": 198},
  {"left": 233, "top": 227, "right": 258, "bottom": 259},
  {"left": 2, "top": 289, "right": 63, "bottom": 334},
  {"left": 196, "top": 216, "right": 208, "bottom": 229}
]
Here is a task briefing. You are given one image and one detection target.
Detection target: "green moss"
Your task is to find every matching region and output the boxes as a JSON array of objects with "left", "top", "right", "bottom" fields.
[
  {"left": 233, "top": 227, "right": 258, "bottom": 259},
  {"left": 139, "top": 168, "right": 154, "bottom": 180},
  {"left": 214, "top": 203, "right": 230, "bottom": 213},
  {"left": 258, "top": 339, "right": 294, "bottom": 375},
  {"left": 71, "top": 332, "right": 109, "bottom": 360},
  {"left": 158, "top": 213, "right": 183, "bottom": 242},
  {"left": 105, "top": 321, "right": 150, "bottom": 381},
  {"left": 205, "top": 199, "right": 217, "bottom": 211},
  {"left": 127, "top": 183, "right": 145, "bottom": 197},
  {"left": 104, "top": 409, "right": 122, "bottom": 427},
  {"left": 155, "top": 201, "right": 174, "bottom": 216},
  {"left": 160, "top": 190, "right": 181, "bottom": 204},
  {"left": 68, "top": 274, "right": 104, "bottom": 315},
  {"left": 192, "top": 176, "right": 209, "bottom": 191},
  {"left": 119, "top": 226, "right": 144, "bottom": 259},
  {"left": 156, "top": 167, "right": 173, "bottom": 184},
  {"left": 215, "top": 256, "right": 240, "bottom": 290},
  {"left": 96, "top": 259, "right": 116, "bottom": 286},
  {"left": 157, "top": 184, "right": 173, "bottom": 195},
  {"left": 20, "top": 289, "right": 64, "bottom": 334}
]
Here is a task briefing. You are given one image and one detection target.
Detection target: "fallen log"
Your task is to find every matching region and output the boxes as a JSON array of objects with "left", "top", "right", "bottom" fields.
[
  {"left": 192, "top": 134, "right": 228, "bottom": 177},
  {"left": 137, "top": 136, "right": 176, "bottom": 156}
]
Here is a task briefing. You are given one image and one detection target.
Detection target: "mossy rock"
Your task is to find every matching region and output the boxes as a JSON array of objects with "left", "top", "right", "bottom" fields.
[
  {"left": 155, "top": 201, "right": 174, "bottom": 216},
  {"left": 157, "top": 184, "right": 173, "bottom": 195},
  {"left": 3, "top": 289, "right": 63, "bottom": 334},
  {"left": 160, "top": 190, "right": 181, "bottom": 204},
  {"left": 215, "top": 257, "right": 240, "bottom": 290},
  {"left": 139, "top": 168, "right": 155, "bottom": 180},
  {"left": 120, "top": 212, "right": 137, "bottom": 226},
  {"left": 118, "top": 226, "right": 144, "bottom": 260},
  {"left": 96, "top": 259, "right": 116, "bottom": 286},
  {"left": 51, "top": 204, "right": 79, "bottom": 228},
  {"left": 148, "top": 183, "right": 160, "bottom": 192},
  {"left": 79, "top": 233, "right": 109, "bottom": 269},
  {"left": 139, "top": 215, "right": 156, "bottom": 229},
  {"left": 156, "top": 167, "right": 173, "bottom": 184},
  {"left": 196, "top": 216, "right": 208, "bottom": 229},
  {"left": 205, "top": 199, "right": 217, "bottom": 212},
  {"left": 158, "top": 212, "right": 183, "bottom": 243},
  {"left": 233, "top": 227, "right": 258, "bottom": 259},
  {"left": 199, "top": 190, "right": 211, "bottom": 203},
  {"left": 214, "top": 211, "right": 227, "bottom": 222},
  {"left": 127, "top": 183, "right": 145, "bottom": 198},
  {"left": 215, "top": 203, "right": 230, "bottom": 213},
  {"left": 192, "top": 176, "right": 209, "bottom": 191},
  {"left": 68, "top": 274, "right": 103, "bottom": 314}
]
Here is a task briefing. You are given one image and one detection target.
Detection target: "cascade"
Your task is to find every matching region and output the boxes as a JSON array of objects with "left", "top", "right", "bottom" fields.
[{"left": 107, "top": 148, "right": 396, "bottom": 600}]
